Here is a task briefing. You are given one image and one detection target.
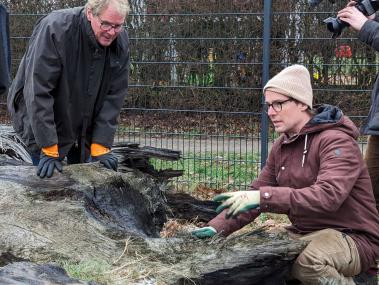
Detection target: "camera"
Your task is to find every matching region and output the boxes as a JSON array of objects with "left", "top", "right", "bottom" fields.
[
  {"left": 308, "top": 0, "right": 335, "bottom": 8},
  {"left": 324, "top": 0, "right": 379, "bottom": 38}
]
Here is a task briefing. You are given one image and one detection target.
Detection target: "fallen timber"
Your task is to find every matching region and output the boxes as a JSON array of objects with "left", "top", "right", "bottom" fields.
[{"left": 0, "top": 129, "right": 307, "bottom": 284}]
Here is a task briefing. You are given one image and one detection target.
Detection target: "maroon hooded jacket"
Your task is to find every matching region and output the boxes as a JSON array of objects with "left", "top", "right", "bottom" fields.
[{"left": 209, "top": 105, "right": 379, "bottom": 272}]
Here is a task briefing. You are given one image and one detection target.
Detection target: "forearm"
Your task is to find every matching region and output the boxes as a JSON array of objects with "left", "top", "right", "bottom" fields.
[
  {"left": 208, "top": 209, "right": 260, "bottom": 236},
  {"left": 26, "top": 90, "right": 58, "bottom": 147},
  {"left": 358, "top": 19, "right": 379, "bottom": 51},
  {"left": 92, "top": 60, "right": 129, "bottom": 147},
  {"left": 91, "top": 102, "right": 121, "bottom": 148},
  {"left": 24, "top": 19, "right": 61, "bottom": 147}
]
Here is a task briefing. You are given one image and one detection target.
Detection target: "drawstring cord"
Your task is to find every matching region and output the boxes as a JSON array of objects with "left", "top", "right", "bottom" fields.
[{"left": 302, "top": 134, "right": 308, "bottom": 168}]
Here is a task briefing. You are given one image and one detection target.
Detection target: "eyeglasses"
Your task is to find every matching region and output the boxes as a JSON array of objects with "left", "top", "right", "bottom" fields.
[
  {"left": 97, "top": 15, "right": 124, "bottom": 32},
  {"left": 263, "top": 99, "right": 293, "bottom": 113}
]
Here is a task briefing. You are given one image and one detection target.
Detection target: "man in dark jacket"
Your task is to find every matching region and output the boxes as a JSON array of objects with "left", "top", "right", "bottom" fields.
[
  {"left": 337, "top": 2, "right": 379, "bottom": 212},
  {"left": 192, "top": 65, "right": 379, "bottom": 285},
  {"left": 7, "top": 0, "right": 130, "bottom": 178},
  {"left": 0, "top": 4, "right": 11, "bottom": 97}
]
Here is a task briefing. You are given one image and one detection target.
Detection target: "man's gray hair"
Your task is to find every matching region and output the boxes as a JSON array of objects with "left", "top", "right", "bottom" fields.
[{"left": 85, "top": 0, "right": 130, "bottom": 17}]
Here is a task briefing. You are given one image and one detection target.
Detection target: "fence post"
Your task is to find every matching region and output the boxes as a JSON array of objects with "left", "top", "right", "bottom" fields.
[{"left": 260, "top": 0, "right": 272, "bottom": 169}]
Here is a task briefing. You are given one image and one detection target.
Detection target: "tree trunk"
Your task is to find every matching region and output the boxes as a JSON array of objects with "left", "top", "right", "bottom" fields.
[
  {"left": 0, "top": 162, "right": 306, "bottom": 284},
  {"left": 0, "top": 130, "right": 306, "bottom": 284}
]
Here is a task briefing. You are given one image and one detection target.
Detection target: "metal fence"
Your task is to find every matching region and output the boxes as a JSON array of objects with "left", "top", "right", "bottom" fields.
[{"left": 1, "top": 0, "right": 375, "bottom": 192}]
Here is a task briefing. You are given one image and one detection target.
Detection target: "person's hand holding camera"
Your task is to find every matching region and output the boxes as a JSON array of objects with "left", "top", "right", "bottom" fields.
[
  {"left": 347, "top": 0, "right": 377, "bottom": 20},
  {"left": 337, "top": 2, "right": 371, "bottom": 32}
]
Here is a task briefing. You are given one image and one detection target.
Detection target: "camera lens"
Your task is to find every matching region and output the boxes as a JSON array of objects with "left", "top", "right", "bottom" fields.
[{"left": 323, "top": 17, "right": 349, "bottom": 38}]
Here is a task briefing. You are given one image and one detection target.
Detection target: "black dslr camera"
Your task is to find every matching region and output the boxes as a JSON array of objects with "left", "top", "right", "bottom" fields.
[{"left": 324, "top": 0, "right": 379, "bottom": 38}]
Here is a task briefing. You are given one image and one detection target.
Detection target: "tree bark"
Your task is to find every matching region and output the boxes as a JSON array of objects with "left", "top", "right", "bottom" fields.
[
  {"left": 0, "top": 262, "right": 101, "bottom": 285},
  {"left": 0, "top": 132, "right": 306, "bottom": 284},
  {"left": 0, "top": 162, "right": 306, "bottom": 284}
]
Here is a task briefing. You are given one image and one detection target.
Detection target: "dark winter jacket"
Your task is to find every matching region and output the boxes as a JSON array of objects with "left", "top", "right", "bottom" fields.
[
  {"left": 7, "top": 7, "right": 129, "bottom": 158},
  {"left": 209, "top": 105, "right": 379, "bottom": 272},
  {"left": 0, "top": 4, "right": 11, "bottom": 96},
  {"left": 359, "top": 15, "right": 379, "bottom": 134}
]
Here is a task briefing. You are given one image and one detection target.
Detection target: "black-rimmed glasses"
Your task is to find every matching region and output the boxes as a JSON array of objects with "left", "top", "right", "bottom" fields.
[
  {"left": 97, "top": 15, "right": 124, "bottom": 32},
  {"left": 263, "top": 99, "right": 293, "bottom": 113}
]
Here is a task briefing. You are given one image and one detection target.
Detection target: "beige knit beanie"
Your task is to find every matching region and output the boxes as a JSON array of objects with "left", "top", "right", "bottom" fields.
[{"left": 263, "top": 64, "right": 313, "bottom": 109}]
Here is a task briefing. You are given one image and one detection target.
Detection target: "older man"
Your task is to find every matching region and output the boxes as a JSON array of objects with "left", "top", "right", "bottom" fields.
[
  {"left": 8, "top": 0, "right": 130, "bottom": 178},
  {"left": 192, "top": 65, "right": 379, "bottom": 285}
]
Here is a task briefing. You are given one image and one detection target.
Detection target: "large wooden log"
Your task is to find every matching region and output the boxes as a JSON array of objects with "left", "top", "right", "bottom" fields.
[
  {"left": 0, "top": 129, "right": 306, "bottom": 284},
  {"left": 0, "top": 163, "right": 169, "bottom": 262},
  {"left": 0, "top": 163, "right": 306, "bottom": 284},
  {"left": 127, "top": 231, "right": 306, "bottom": 285}
]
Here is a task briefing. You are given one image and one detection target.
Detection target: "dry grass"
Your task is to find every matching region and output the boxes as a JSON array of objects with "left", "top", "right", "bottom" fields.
[
  {"left": 103, "top": 185, "right": 292, "bottom": 284},
  {"left": 106, "top": 214, "right": 291, "bottom": 284},
  {"left": 106, "top": 236, "right": 198, "bottom": 285},
  {"left": 190, "top": 184, "right": 226, "bottom": 201}
]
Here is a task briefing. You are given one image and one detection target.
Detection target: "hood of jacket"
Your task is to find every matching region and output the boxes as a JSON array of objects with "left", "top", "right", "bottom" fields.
[
  {"left": 282, "top": 104, "right": 360, "bottom": 168},
  {"left": 299, "top": 104, "right": 360, "bottom": 140}
]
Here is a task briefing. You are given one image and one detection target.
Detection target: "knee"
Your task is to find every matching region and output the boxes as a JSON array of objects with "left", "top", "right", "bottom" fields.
[{"left": 291, "top": 249, "right": 324, "bottom": 283}]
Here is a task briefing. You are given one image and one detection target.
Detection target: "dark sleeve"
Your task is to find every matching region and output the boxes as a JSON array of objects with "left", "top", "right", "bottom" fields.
[
  {"left": 208, "top": 209, "right": 260, "bottom": 237},
  {"left": 374, "top": 12, "right": 379, "bottom": 23},
  {"left": 358, "top": 19, "right": 379, "bottom": 52},
  {"left": 23, "top": 17, "right": 62, "bottom": 147},
  {"left": 0, "top": 5, "right": 11, "bottom": 96},
  {"left": 91, "top": 40, "right": 130, "bottom": 148}
]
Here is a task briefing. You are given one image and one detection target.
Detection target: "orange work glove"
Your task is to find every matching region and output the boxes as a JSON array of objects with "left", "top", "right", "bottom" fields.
[
  {"left": 90, "top": 143, "right": 117, "bottom": 171},
  {"left": 38, "top": 144, "right": 62, "bottom": 178},
  {"left": 91, "top": 143, "right": 110, "bottom": 157},
  {"left": 41, "top": 144, "right": 59, "bottom": 157}
]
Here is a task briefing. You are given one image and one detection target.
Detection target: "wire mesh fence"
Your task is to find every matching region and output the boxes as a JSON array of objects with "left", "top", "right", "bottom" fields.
[{"left": 1, "top": 0, "right": 374, "bottom": 191}]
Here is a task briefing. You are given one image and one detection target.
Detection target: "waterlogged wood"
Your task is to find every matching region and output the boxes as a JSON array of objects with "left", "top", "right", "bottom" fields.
[
  {"left": 165, "top": 192, "right": 219, "bottom": 222},
  {"left": 0, "top": 128, "right": 306, "bottom": 284},
  {"left": 0, "top": 163, "right": 169, "bottom": 264},
  {"left": 113, "top": 142, "right": 183, "bottom": 179},
  {"left": 0, "top": 262, "right": 101, "bottom": 285},
  {"left": 0, "top": 162, "right": 307, "bottom": 284},
  {"left": 120, "top": 230, "right": 307, "bottom": 285}
]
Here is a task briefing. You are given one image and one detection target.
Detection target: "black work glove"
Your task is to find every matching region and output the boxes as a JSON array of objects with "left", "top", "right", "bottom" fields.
[
  {"left": 37, "top": 153, "right": 63, "bottom": 178},
  {"left": 91, "top": 152, "right": 118, "bottom": 171}
]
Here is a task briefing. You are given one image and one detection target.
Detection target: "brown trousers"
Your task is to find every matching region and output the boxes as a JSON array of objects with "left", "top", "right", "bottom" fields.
[
  {"left": 364, "top": 135, "right": 379, "bottom": 212},
  {"left": 290, "top": 229, "right": 361, "bottom": 285}
]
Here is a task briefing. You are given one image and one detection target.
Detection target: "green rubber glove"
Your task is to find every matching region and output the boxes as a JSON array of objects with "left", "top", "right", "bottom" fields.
[
  {"left": 214, "top": 190, "right": 260, "bottom": 218},
  {"left": 191, "top": 226, "right": 217, "bottom": 239}
]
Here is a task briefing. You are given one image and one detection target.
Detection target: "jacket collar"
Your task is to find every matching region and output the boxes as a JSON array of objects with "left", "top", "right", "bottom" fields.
[{"left": 80, "top": 7, "right": 103, "bottom": 50}]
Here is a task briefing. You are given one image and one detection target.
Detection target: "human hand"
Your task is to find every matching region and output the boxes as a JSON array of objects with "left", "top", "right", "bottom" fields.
[
  {"left": 37, "top": 153, "right": 63, "bottom": 178},
  {"left": 214, "top": 190, "right": 260, "bottom": 218},
  {"left": 337, "top": 5, "right": 369, "bottom": 31},
  {"left": 191, "top": 226, "right": 217, "bottom": 239},
  {"left": 91, "top": 152, "right": 118, "bottom": 171},
  {"left": 346, "top": 1, "right": 376, "bottom": 19}
]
